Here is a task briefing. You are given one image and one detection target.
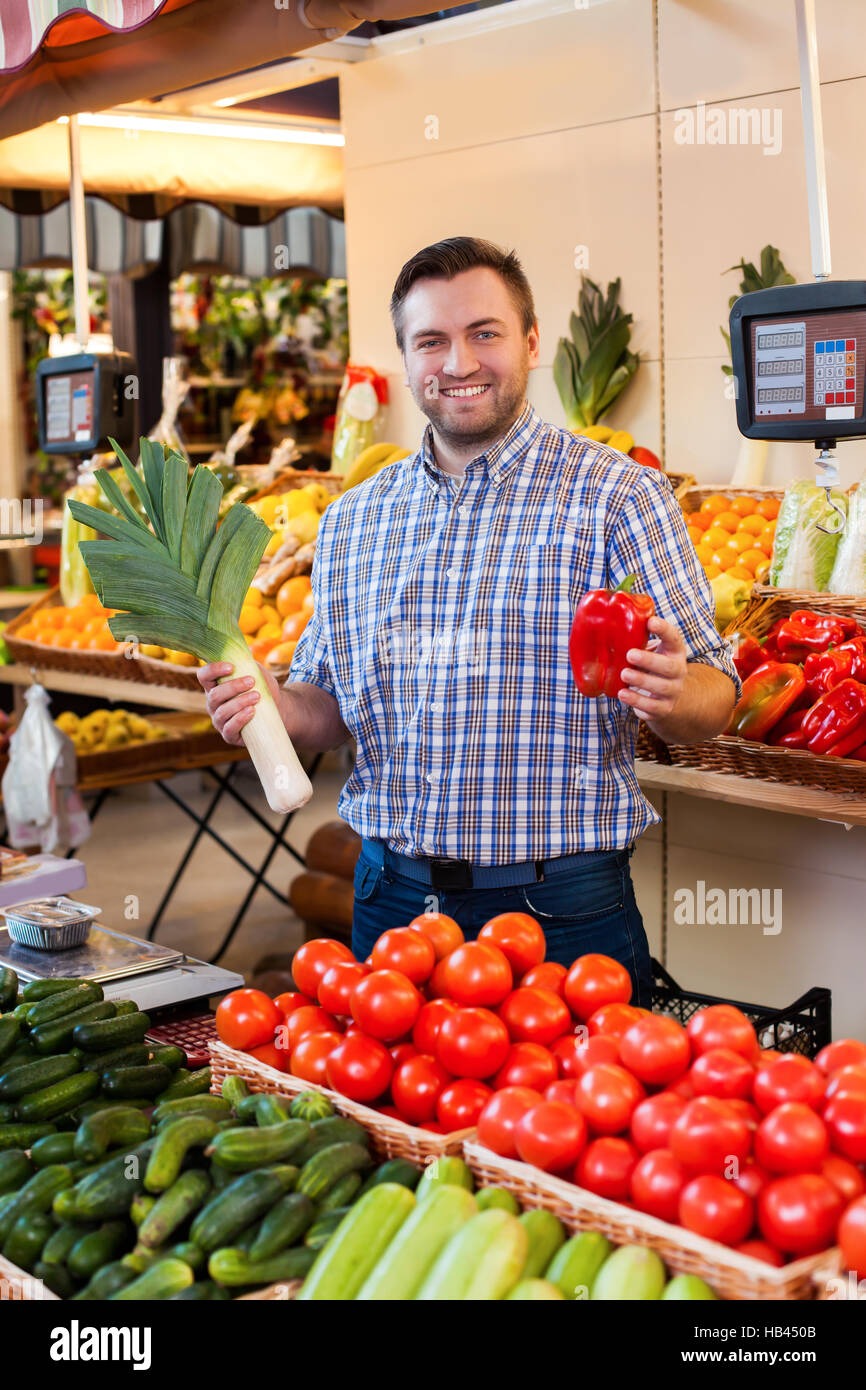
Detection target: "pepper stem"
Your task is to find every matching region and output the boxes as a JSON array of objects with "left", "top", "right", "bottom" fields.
[{"left": 614, "top": 574, "right": 638, "bottom": 594}]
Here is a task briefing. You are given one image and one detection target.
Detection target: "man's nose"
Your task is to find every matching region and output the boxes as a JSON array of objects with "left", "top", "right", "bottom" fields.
[{"left": 442, "top": 340, "right": 481, "bottom": 377}]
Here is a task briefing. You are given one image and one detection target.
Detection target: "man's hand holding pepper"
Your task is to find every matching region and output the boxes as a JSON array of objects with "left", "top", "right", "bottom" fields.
[{"left": 618, "top": 616, "right": 737, "bottom": 743}]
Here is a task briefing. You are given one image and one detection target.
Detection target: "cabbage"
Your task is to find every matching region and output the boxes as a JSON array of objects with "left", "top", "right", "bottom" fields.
[
  {"left": 828, "top": 480, "right": 866, "bottom": 595},
  {"left": 770, "top": 483, "right": 846, "bottom": 591}
]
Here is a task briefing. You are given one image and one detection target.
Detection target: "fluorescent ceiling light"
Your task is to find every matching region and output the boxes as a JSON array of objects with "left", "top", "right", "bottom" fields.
[{"left": 57, "top": 112, "right": 343, "bottom": 146}]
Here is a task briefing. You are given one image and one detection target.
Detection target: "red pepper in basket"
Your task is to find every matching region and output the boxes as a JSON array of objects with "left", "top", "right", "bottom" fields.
[
  {"left": 729, "top": 631, "right": 765, "bottom": 681},
  {"left": 569, "top": 574, "right": 655, "bottom": 699},
  {"left": 773, "top": 610, "right": 860, "bottom": 663},
  {"left": 800, "top": 678, "right": 866, "bottom": 756},
  {"left": 726, "top": 662, "right": 806, "bottom": 741},
  {"left": 765, "top": 708, "right": 809, "bottom": 748},
  {"left": 803, "top": 639, "right": 866, "bottom": 698}
]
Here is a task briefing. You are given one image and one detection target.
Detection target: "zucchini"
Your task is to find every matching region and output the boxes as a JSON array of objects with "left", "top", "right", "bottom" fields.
[
  {"left": 72, "top": 1012, "right": 151, "bottom": 1053},
  {"left": 591, "top": 1244, "right": 666, "bottom": 1301},
  {"left": 67, "top": 1220, "right": 129, "bottom": 1281},
  {"left": 519, "top": 1208, "right": 566, "bottom": 1278},
  {"left": 3, "top": 1211, "right": 54, "bottom": 1272},
  {"left": 52, "top": 1187, "right": 87, "bottom": 1223},
  {"left": 145, "top": 1115, "right": 224, "bottom": 1193},
  {"left": 296, "top": 1142, "right": 370, "bottom": 1200},
  {"left": 130, "top": 1193, "right": 156, "bottom": 1228},
  {"left": 208, "top": 1244, "right": 316, "bottom": 1288},
  {"left": 0, "top": 1053, "right": 80, "bottom": 1101},
  {"left": 147, "top": 1045, "right": 185, "bottom": 1072},
  {"left": 190, "top": 1166, "right": 299, "bottom": 1253},
  {"left": 25, "top": 982, "right": 103, "bottom": 1028},
  {"left": 207, "top": 1120, "right": 310, "bottom": 1172},
  {"left": 0, "top": 1148, "right": 32, "bottom": 1193},
  {"left": 122, "top": 1245, "right": 157, "bottom": 1274},
  {"left": 248, "top": 1191, "right": 314, "bottom": 1261},
  {"left": 34, "top": 1260, "right": 77, "bottom": 1299},
  {"left": 110, "top": 1256, "right": 195, "bottom": 1300},
  {"left": 294, "top": 1116, "right": 367, "bottom": 1165},
  {"left": 662, "top": 1273, "right": 718, "bottom": 1301},
  {"left": 289, "top": 1090, "right": 335, "bottom": 1122},
  {"left": 113, "top": 999, "right": 140, "bottom": 1017},
  {"left": 153, "top": 1094, "right": 232, "bottom": 1123},
  {"left": 42, "top": 1220, "right": 92, "bottom": 1266},
  {"left": 0, "top": 1016, "right": 21, "bottom": 1063},
  {"left": 356, "top": 1184, "right": 477, "bottom": 1300},
  {"left": 167, "top": 1280, "right": 229, "bottom": 1301},
  {"left": 139, "top": 1169, "right": 212, "bottom": 1248},
  {"left": 545, "top": 1231, "right": 612, "bottom": 1299},
  {"left": 101, "top": 1063, "right": 172, "bottom": 1100},
  {"left": 0, "top": 1164, "right": 75, "bottom": 1244},
  {"left": 73, "top": 1260, "right": 136, "bottom": 1300},
  {"left": 0, "top": 1122, "right": 56, "bottom": 1152},
  {"left": 30, "top": 1001, "right": 116, "bottom": 1056},
  {"left": 416, "top": 1209, "right": 528, "bottom": 1301},
  {"left": 476, "top": 1186, "right": 520, "bottom": 1215},
  {"left": 0, "top": 1104, "right": 17, "bottom": 1124},
  {"left": 81, "top": 1044, "right": 151, "bottom": 1075},
  {"left": 17, "top": 1071, "right": 99, "bottom": 1123},
  {"left": 298, "top": 1185, "right": 417, "bottom": 1301},
  {"left": 154, "top": 1067, "right": 211, "bottom": 1101},
  {"left": 220, "top": 1075, "right": 249, "bottom": 1108},
  {"left": 317, "top": 1171, "right": 362, "bottom": 1212},
  {"left": 358, "top": 1158, "right": 421, "bottom": 1198},
  {"left": 21, "top": 977, "right": 86, "bottom": 1003},
  {"left": 304, "top": 1207, "right": 351, "bottom": 1250},
  {"left": 73, "top": 1141, "right": 155, "bottom": 1220},
  {"left": 74, "top": 1106, "right": 151, "bottom": 1163},
  {"left": 30, "top": 1131, "right": 78, "bottom": 1168},
  {"left": 164, "top": 1240, "right": 206, "bottom": 1272},
  {"left": 209, "top": 1162, "right": 235, "bottom": 1193},
  {"left": 0, "top": 967, "right": 19, "bottom": 1012},
  {"left": 507, "top": 1278, "right": 566, "bottom": 1300},
  {"left": 414, "top": 1156, "right": 474, "bottom": 1203}
]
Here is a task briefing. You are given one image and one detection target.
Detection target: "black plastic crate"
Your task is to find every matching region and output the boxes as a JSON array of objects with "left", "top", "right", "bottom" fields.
[{"left": 651, "top": 958, "right": 831, "bottom": 1058}]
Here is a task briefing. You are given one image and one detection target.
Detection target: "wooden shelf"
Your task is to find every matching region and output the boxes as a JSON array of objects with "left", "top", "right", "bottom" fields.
[
  {"left": 635, "top": 759, "right": 866, "bottom": 827},
  {"left": 0, "top": 663, "right": 207, "bottom": 713}
]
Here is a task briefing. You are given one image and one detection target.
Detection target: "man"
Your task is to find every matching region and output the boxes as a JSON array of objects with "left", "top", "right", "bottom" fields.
[{"left": 199, "top": 236, "right": 739, "bottom": 1005}]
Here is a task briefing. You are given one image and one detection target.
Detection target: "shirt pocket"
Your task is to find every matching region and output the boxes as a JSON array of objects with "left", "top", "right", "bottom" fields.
[{"left": 486, "top": 542, "right": 575, "bottom": 664}]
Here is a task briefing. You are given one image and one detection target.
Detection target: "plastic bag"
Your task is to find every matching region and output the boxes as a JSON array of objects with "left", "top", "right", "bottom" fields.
[
  {"left": 1, "top": 685, "right": 91, "bottom": 853},
  {"left": 769, "top": 481, "right": 846, "bottom": 590},
  {"left": 330, "top": 364, "right": 388, "bottom": 475},
  {"left": 828, "top": 480, "right": 866, "bottom": 595}
]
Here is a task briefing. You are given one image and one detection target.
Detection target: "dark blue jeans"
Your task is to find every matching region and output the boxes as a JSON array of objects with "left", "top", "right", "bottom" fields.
[{"left": 352, "top": 843, "right": 654, "bottom": 1008}]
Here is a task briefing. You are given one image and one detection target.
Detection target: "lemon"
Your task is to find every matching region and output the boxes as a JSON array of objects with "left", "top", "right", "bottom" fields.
[{"left": 286, "top": 511, "right": 319, "bottom": 545}]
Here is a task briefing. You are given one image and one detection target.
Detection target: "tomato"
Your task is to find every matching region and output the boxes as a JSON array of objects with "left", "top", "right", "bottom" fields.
[
  {"left": 551, "top": 1035, "right": 583, "bottom": 1078},
  {"left": 248, "top": 1041, "right": 289, "bottom": 1072},
  {"left": 669, "top": 1097, "right": 752, "bottom": 1176},
  {"left": 630, "top": 1092, "right": 687, "bottom": 1153},
  {"left": 564, "top": 954, "right": 632, "bottom": 1022},
  {"left": 686, "top": 1004, "right": 758, "bottom": 1061},
  {"left": 619, "top": 1016, "right": 690, "bottom": 1087},
  {"left": 498, "top": 987, "right": 571, "bottom": 1047},
  {"left": 815, "top": 1038, "right": 866, "bottom": 1076},
  {"left": 371, "top": 927, "right": 436, "bottom": 984},
  {"left": 216, "top": 988, "right": 283, "bottom": 1052},
  {"left": 413, "top": 998, "right": 460, "bottom": 1054},
  {"left": 479, "top": 913, "right": 546, "bottom": 977},
  {"left": 570, "top": 1034, "right": 621, "bottom": 1074},
  {"left": 757, "top": 1174, "right": 842, "bottom": 1255},
  {"left": 272, "top": 991, "right": 313, "bottom": 1019},
  {"left": 823, "top": 1094, "right": 866, "bottom": 1162},
  {"left": 289, "top": 1030, "right": 342, "bottom": 1085},
  {"left": 575, "top": 1137, "right": 639, "bottom": 1200},
  {"left": 325, "top": 1033, "right": 393, "bottom": 1103},
  {"left": 432, "top": 942, "right": 513, "bottom": 1007},
  {"left": 407, "top": 912, "right": 464, "bottom": 960},
  {"left": 821, "top": 1154, "right": 865, "bottom": 1204},
  {"left": 283, "top": 1004, "right": 340, "bottom": 1054},
  {"left": 391, "top": 1054, "right": 451, "bottom": 1124},
  {"left": 586, "top": 1002, "right": 643, "bottom": 1040},
  {"left": 630, "top": 1148, "right": 688, "bottom": 1223},
  {"left": 575, "top": 1063, "right": 645, "bottom": 1136},
  {"left": 389, "top": 1041, "right": 419, "bottom": 1069},
  {"left": 494, "top": 1041, "right": 558, "bottom": 1092},
  {"left": 735, "top": 1239, "right": 785, "bottom": 1267},
  {"left": 690, "top": 1047, "right": 755, "bottom": 1101},
  {"left": 754, "top": 1102, "right": 829, "bottom": 1175},
  {"left": 435, "top": 1007, "right": 510, "bottom": 1080},
  {"left": 839, "top": 1195, "right": 866, "bottom": 1279},
  {"left": 733, "top": 1160, "right": 771, "bottom": 1202},
  {"left": 753, "top": 1054, "right": 824, "bottom": 1114},
  {"left": 725, "top": 1098, "right": 760, "bottom": 1128},
  {"left": 436, "top": 1079, "right": 492, "bottom": 1132},
  {"left": 476, "top": 1085, "right": 543, "bottom": 1157},
  {"left": 756, "top": 1049, "right": 785, "bottom": 1067},
  {"left": 664, "top": 1073, "right": 695, "bottom": 1101},
  {"left": 350, "top": 970, "right": 422, "bottom": 1043},
  {"left": 679, "top": 1175, "right": 754, "bottom": 1246},
  {"left": 376, "top": 1104, "right": 403, "bottom": 1120},
  {"left": 422, "top": 1120, "right": 446, "bottom": 1133},
  {"left": 317, "top": 962, "right": 369, "bottom": 1017},
  {"left": 515, "top": 1102, "right": 588, "bottom": 1173},
  {"left": 520, "top": 962, "right": 568, "bottom": 999},
  {"left": 292, "top": 938, "right": 355, "bottom": 999},
  {"left": 822, "top": 1065, "right": 866, "bottom": 1106},
  {"left": 544, "top": 1079, "right": 579, "bottom": 1106}
]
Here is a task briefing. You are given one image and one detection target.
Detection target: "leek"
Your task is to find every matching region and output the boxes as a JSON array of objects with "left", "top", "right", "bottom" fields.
[{"left": 66, "top": 437, "right": 312, "bottom": 814}]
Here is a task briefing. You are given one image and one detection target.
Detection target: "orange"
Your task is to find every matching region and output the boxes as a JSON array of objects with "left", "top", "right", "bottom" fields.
[
  {"left": 709, "top": 550, "right": 731, "bottom": 569},
  {"left": 730, "top": 495, "right": 758, "bottom": 516},
  {"left": 281, "top": 611, "right": 310, "bottom": 642},
  {"left": 688, "top": 510, "right": 710, "bottom": 532},
  {"left": 301, "top": 591, "right": 315, "bottom": 616},
  {"left": 89, "top": 632, "right": 119, "bottom": 652},
  {"left": 68, "top": 634, "right": 90, "bottom": 650},
  {"left": 239, "top": 604, "right": 264, "bottom": 636},
  {"left": 715, "top": 510, "right": 741, "bottom": 534},
  {"left": 78, "top": 593, "right": 103, "bottom": 610},
  {"left": 725, "top": 533, "right": 752, "bottom": 555},
  {"left": 706, "top": 525, "right": 732, "bottom": 549},
  {"left": 259, "top": 605, "right": 281, "bottom": 630},
  {"left": 687, "top": 524, "right": 704, "bottom": 547},
  {"left": 739, "top": 514, "right": 766, "bottom": 536},
  {"left": 256, "top": 622, "right": 282, "bottom": 642},
  {"left": 740, "top": 548, "right": 769, "bottom": 575},
  {"left": 16, "top": 621, "right": 37, "bottom": 640},
  {"left": 66, "top": 609, "right": 90, "bottom": 631},
  {"left": 703, "top": 562, "right": 722, "bottom": 580},
  {"left": 265, "top": 640, "right": 298, "bottom": 669},
  {"left": 695, "top": 540, "right": 715, "bottom": 565},
  {"left": 754, "top": 561, "right": 771, "bottom": 583},
  {"left": 84, "top": 617, "right": 106, "bottom": 636},
  {"left": 756, "top": 529, "right": 776, "bottom": 556},
  {"left": 726, "top": 564, "right": 754, "bottom": 582},
  {"left": 276, "top": 576, "right": 312, "bottom": 618},
  {"left": 32, "top": 610, "right": 56, "bottom": 631},
  {"left": 756, "top": 497, "right": 780, "bottom": 520},
  {"left": 700, "top": 494, "right": 730, "bottom": 516},
  {"left": 53, "top": 627, "right": 80, "bottom": 648},
  {"left": 250, "top": 636, "right": 279, "bottom": 663}
]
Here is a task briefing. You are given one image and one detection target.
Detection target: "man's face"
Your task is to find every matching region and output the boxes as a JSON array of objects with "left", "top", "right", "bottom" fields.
[{"left": 400, "top": 266, "right": 540, "bottom": 447}]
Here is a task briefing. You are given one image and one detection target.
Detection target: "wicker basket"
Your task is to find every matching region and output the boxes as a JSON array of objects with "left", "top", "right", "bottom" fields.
[
  {"left": 679, "top": 482, "right": 785, "bottom": 517},
  {"left": 246, "top": 468, "right": 343, "bottom": 504},
  {"left": 462, "top": 1141, "right": 832, "bottom": 1301},
  {"left": 812, "top": 1251, "right": 853, "bottom": 1300},
  {"left": 664, "top": 471, "right": 696, "bottom": 501},
  {"left": 209, "top": 1039, "right": 473, "bottom": 1163}
]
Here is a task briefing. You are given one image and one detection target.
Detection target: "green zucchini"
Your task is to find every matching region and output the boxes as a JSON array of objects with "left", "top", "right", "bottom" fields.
[
  {"left": 3, "top": 1210, "right": 54, "bottom": 1272},
  {"left": 21, "top": 977, "right": 85, "bottom": 1003},
  {"left": 289, "top": 1090, "right": 335, "bottom": 1122},
  {"left": 476, "top": 1186, "right": 520, "bottom": 1214},
  {"left": 417, "top": 1209, "right": 528, "bottom": 1300},
  {"left": 110, "top": 1256, "right": 195, "bottom": 1300},
  {"left": 81, "top": 1044, "right": 151, "bottom": 1075},
  {"left": 248, "top": 1191, "right": 314, "bottom": 1261},
  {"left": 0, "top": 1103, "right": 17, "bottom": 1124},
  {"left": 130, "top": 1193, "right": 156, "bottom": 1228},
  {"left": 0, "top": 1148, "right": 32, "bottom": 1193},
  {"left": 72, "top": 1012, "right": 150, "bottom": 1053},
  {"left": 17, "top": 1071, "right": 98, "bottom": 1123},
  {"left": 112, "top": 999, "right": 140, "bottom": 1017},
  {"left": 30, "top": 1131, "right": 78, "bottom": 1168},
  {"left": 147, "top": 1045, "right": 185, "bottom": 1072},
  {"left": 73, "top": 1141, "right": 155, "bottom": 1220},
  {"left": 0, "top": 1122, "right": 56, "bottom": 1152},
  {"left": 67, "top": 1220, "right": 129, "bottom": 1282},
  {"left": 317, "top": 1171, "right": 362, "bottom": 1212},
  {"left": 73, "top": 1260, "right": 136, "bottom": 1300},
  {"left": 296, "top": 1142, "right": 370, "bottom": 1200},
  {"left": 304, "top": 1207, "right": 351, "bottom": 1250},
  {"left": 167, "top": 1280, "right": 229, "bottom": 1301},
  {"left": 101, "top": 1063, "right": 171, "bottom": 1100},
  {"left": 52, "top": 1187, "right": 87, "bottom": 1223},
  {"left": 74, "top": 1106, "right": 151, "bottom": 1163},
  {"left": 220, "top": 1075, "right": 249, "bottom": 1108},
  {"left": 358, "top": 1157, "right": 421, "bottom": 1198},
  {"left": 154, "top": 1067, "right": 211, "bottom": 1100},
  {"left": 506, "top": 1278, "right": 566, "bottom": 1300},
  {"left": 121, "top": 1245, "right": 158, "bottom": 1274},
  {"left": 30, "top": 1001, "right": 116, "bottom": 1056},
  {"left": 545, "top": 1230, "right": 612, "bottom": 1299},
  {"left": 591, "top": 1244, "right": 667, "bottom": 1301},
  {"left": 0, "top": 967, "right": 19, "bottom": 1012},
  {"left": 297, "top": 1184, "right": 416, "bottom": 1301},
  {"left": 414, "top": 1155, "right": 474, "bottom": 1203},
  {"left": 357, "top": 1184, "right": 478, "bottom": 1300},
  {"left": 25, "top": 982, "right": 103, "bottom": 1028},
  {"left": 519, "top": 1209, "right": 566, "bottom": 1278},
  {"left": 145, "top": 1115, "right": 224, "bottom": 1193},
  {"left": 42, "top": 1220, "right": 91, "bottom": 1266},
  {"left": 34, "top": 1260, "right": 77, "bottom": 1299},
  {"left": 662, "top": 1273, "right": 718, "bottom": 1300},
  {"left": 207, "top": 1120, "right": 310, "bottom": 1172},
  {"left": 293, "top": 1116, "right": 367, "bottom": 1165},
  {"left": 0, "top": 1164, "right": 75, "bottom": 1244},
  {"left": 163, "top": 1240, "right": 205, "bottom": 1272},
  {"left": 208, "top": 1245, "right": 315, "bottom": 1288},
  {"left": 0, "top": 1052, "right": 80, "bottom": 1101},
  {"left": 0, "top": 1016, "right": 21, "bottom": 1063},
  {"left": 139, "top": 1169, "right": 212, "bottom": 1248},
  {"left": 190, "top": 1166, "right": 299, "bottom": 1254},
  {"left": 152, "top": 1094, "right": 232, "bottom": 1123}
]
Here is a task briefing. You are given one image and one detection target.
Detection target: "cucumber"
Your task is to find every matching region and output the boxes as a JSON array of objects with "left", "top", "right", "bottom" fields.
[
  {"left": 414, "top": 1155, "right": 474, "bottom": 1203},
  {"left": 74, "top": 1106, "right": 151, "bottom": 1163},
  {"left": 0, "top": 1148, "right": 32, "bottom": 1193},
  {"left": 25, "top": 982, "right": 104, "bottom": 1028},
  {"left": 358, "top": 1158, "right": 422, "bottom": 1197},
  {"left": 208, "top": 1245, "right": 315, "bottom": 1288},
  {"left": 113, "top": 1000, "right": 140, "bottom": 1017},
  {"left": 73, "top": 1260, "right": 137, "bottom": 1300},
  {"left": 209, "top": 1162, "right": 234, "bottom": 1194},
  {"left": 153, "top": 1094, "right": 232, "bottom": 1123},
  {"left": 591, "top": 1244, "right": 667, "bottom": 1301},
  {"left": 139, "top": 1170, "right": 212, "bottom": 1248},
  {"left": 145, "top": 1115, "right": 224, "bottom": 1193},
  {"left": 0, "top": 1017, "right": 21, "bottom": 1063},
  {"left": 546, "top": 1231, "right": 612, "bottom": 1299},
  {"left": 164, "top": 1240, "right": 206, "bottom": 1272},
  {"left": 294, "top": 1116, "right": 366, "bottom": 1164},
  {"left": 519, "top": 1209, "right": 566, "bottom": 1278},
  {"left": 0, "top": 967, "right": 19, "bottom": 1012},
  {"left": 110, "top": 1256, "right": 195, "bottom": 1300},
  {"left": 296, "top": 1142, "right": 370, "bottom": 1200},
  {"left": 0, "top": 1164, "right": 75, "bottom": 1244},
  {"left": 122, "top": 1245, "right": 158, "bottom": 1274},
  {"left": 255, "top": 1094, "right": 292, "bottom": 1126},
  {"left": 0, "top": 1122, "right": 56, "bottom": 1152},
  {"left": 17, "top": 1071, "right": 98, "bottom": 1123},
  {"left": 289, "top": 1090, "right": 334, "bottom": 1122},
  {"left": 34, "top": 1260, "right": 77, "bottom": 1299},
  {"left": 67, "top": 1220, "right": 129, "bottom": 1281},
  {"left": 662, "top": 1273, "right": 718, "bottom": 1301},
  {"left": 52, "top": 1187, "right": 87, "bottom": 1223},
  {"left": 0, "top": 1053, "right": 80, "bottom": 1101},
  {"left": 207, "top": 1120, "right": 310, "bottom": 1173},
  {"left": 155, "top": 1067, "right": 211, "bottom": 1100},
  {"left": 416, "top": 1209, "right": 528, "bottom": 1301},
  {"left": 297, "top": 1184, "right": 417, "bottom": 1301},
  {"left": 81, "top": 1045, "right": 151, "bottom": 1075},
  {"left": 507, "top": 1278, "right": 566, "bottom": 1300},
  {"left": 147, "top": 1045, "right": 185, "bottom": 1072},
  {"left": 30, "top": 1131, "right": 78, "bottom": 1168},
  {"left": 477, "top": 1186, "right": 520, "bottom": 1215},
  {"left": 235, "top": 1094, "right": 262, "bottom": 1124},
  {"left": 0, "top": 1103, "right": 17, "bottom": 1124},
  {"left": 42, "top": 1220, "right": 92, "bottom": 1266},
  {"left": 248, "top": 1191, "right": 314, "bottom": 1261},
  {"left": 304, "top": 1207, "right": 351, "bottom": 1250},
  {"left": 190, "top": 1166, "right": 299, "bottom": 1253},
  {"left": 234, "top": 1220, "right": 261, "bottom": 1252},
  {"left": 72, "top": 1012, "right": 150, "bottom": 1053},
  {"left": 130, "top": 1193, "right": 156, "bottom": 1228},
  {"left": 317, "top": 1171, "right": 362, "bottom": 1212},
  {"left": 357, "top": 1183, "right": 478, "bottom": 1300},
  {"left": 167, "top": 1280, "right": 229, "bottom": 1301},
  {"left": 73, "top": 1096, "right": 152, "bottom": 1122},
  {"left": 21, "top": 977, "right": 86, "bottom": 1003},
  {"left": 73, "top": 1141, "right": 155, "bottom": 1220},
  {"left": 3, "top": 1211, "right": 54, "bottom": 1272},
  {"left": 101, "top": 1063, "right": 172, "bottom": 1100},
  {"left": 30, "top": 1001, "right": 116, "bottom": 1056},
  {"left": 220, "top": 1076, "right": 249, "bottom": 1108}
]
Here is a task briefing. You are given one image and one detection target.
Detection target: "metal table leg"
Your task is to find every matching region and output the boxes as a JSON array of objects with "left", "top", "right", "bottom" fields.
[{"left": 145, "top": 764, "right": 238, "bottom": 939}]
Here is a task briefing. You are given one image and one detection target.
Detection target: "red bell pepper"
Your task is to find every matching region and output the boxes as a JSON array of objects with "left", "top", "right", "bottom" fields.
[
  {"left": 800, "top": 678, "right": 866, "bottom": 756},
  {"left": 726, "top": 662, "right": 806, "bottom": 741},
  {"left": 729, "top": 631, "right": 765, "bottom": 681},
  {"left": 765, "top": 708, "right": 809, "bottom": 748},
  {"left": 803, "top": 638, "right": 866, "bottom": 698},
  {"left": 569, "top": 574, "right": 655, "bottom": 699},
  {"left": 773, "top": 610, "right": 860, "bottom": 663},
  {"left": 847, "top": 744, "right": 866, "bottom": 761}
]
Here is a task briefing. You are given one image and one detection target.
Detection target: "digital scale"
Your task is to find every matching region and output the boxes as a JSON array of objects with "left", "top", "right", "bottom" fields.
[{"left": 35, "top": 350, "right": 136, "bottom": 456}]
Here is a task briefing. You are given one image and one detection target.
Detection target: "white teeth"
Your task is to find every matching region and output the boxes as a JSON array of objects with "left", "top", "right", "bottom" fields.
[{"left": 442, "top": 385, "right": 490, "bottom": 398}]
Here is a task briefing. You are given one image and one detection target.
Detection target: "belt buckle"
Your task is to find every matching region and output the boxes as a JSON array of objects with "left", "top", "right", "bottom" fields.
[{"left": 429, "top": 857, "right": 472, "bottom": 891}]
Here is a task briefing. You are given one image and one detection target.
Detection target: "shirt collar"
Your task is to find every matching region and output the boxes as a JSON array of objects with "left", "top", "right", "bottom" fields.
[{"left": 416, "top": 400, "right": 544, "bottom": 493}]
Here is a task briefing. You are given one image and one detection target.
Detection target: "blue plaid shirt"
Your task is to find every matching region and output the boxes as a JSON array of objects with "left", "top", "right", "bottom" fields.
[{"left": 288, "top": 402, "right": 739, "bottom": 864}]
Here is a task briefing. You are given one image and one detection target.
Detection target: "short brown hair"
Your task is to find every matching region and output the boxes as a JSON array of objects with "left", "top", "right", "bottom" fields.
[{"left": 389, "top": 236, "right": 536, "bottom": 351}]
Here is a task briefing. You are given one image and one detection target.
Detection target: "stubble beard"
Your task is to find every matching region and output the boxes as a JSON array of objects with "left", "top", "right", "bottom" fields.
[{"left": 413, "top": 363, "right": 529, "bottom": 451}]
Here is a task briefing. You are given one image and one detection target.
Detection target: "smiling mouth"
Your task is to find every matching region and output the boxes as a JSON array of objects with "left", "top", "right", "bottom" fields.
[{"left": 440, "top": 384, "right": 492, "bottom": 399}]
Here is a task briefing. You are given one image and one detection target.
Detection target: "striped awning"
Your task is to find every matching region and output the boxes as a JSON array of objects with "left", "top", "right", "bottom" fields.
[{"left": 0, "top": 0, "right": 187, "bottom": 74}]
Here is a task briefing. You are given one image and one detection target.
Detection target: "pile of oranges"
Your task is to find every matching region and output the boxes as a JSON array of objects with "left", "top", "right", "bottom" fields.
[
  {"left": 683, "top": 492, "right": 780, "bottom": 584},
  {"left": 239, "top": 575, "right": 313, "bottom": 669},
  {"left": 14, "top": 594, "right": 121, "bottom": 652}
]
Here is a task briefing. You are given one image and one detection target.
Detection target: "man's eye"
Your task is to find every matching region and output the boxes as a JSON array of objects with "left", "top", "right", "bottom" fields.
[
  {"left": 476, "top": 331, "right": 497, "bottom": 340},
  {"left": 419, "top": 340, "right": 442, "bottom": 349}
]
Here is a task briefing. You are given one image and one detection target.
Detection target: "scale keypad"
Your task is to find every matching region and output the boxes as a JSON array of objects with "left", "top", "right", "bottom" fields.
[{"left": 814, "top": 338, "right": 856, "bottom": 406}]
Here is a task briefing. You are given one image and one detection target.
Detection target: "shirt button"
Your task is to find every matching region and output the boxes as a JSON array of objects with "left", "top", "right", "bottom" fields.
[
  {"left": 430, "top": 703, "right": 438, "bottom": 712},
  {"left": 426, "top": 772, "right": 438, "bottom": 784},
  {"left": 458, "top": 505, "right": 469, "bottom": 516},
  {"left": 445, "top": 568, "right": 458, "bottom": 579}
]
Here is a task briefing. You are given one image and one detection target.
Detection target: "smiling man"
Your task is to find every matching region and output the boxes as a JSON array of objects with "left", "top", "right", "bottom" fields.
[{"left": 200, "top": 236, "right": 739, "bottom": 1005}]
